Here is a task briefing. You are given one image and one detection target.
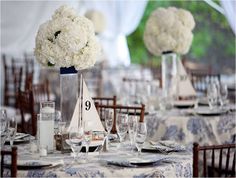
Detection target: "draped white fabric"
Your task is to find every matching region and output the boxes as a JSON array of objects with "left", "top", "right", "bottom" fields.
[
  {"left": 79, "top": 0, "right": 148, "bottom": 66},
  {"left": 1, "top": 1, "right": 78, "bottom": 56},
  {"left": 220, "top": 0, "right": 236, "bottom": 35}
]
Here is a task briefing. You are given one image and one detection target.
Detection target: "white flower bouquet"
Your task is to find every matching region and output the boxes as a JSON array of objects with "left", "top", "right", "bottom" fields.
[
  {"left": 34, "top": 5, "right": 101, "bottom": 70},
  {"left": 85, "top": 9, "right": 106, "bottom": 34},
  {"left": 144, "top": 7, "right": 195, "bottom": 56}
]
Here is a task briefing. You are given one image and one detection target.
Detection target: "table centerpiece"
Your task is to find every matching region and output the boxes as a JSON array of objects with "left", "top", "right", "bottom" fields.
[
  {"left": 34, "top": 5, "right": 101, "bottom": 124},
  {"left": 144, "top": 7, "right": 195, "bottom": 99}
]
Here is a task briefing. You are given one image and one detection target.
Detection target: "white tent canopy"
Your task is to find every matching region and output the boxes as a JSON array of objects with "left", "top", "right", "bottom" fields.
[{"left": 0, "top": 0, "right": 234, "bottom": 64}]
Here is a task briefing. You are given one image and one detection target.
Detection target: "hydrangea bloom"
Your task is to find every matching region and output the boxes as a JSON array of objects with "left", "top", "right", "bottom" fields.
[
  {"left": 85, "top": 9, "right": 106, "bottom": 34},
  {"left": 34, "top": 5, "right": 101, "bottom": 70},
  {"left": 144, "top": 7, "right": 195, "bottom": 56}
]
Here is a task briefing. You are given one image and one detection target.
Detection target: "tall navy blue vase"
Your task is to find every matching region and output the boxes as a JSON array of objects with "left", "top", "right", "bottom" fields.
[{"left": 60, "top": 66, "right": 78, "bottom": 125}]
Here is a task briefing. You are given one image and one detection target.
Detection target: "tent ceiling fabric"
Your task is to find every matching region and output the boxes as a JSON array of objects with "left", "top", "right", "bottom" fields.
[
  {"left": 220, "top": 0, "right": 236, "bottom": 35},
  {"left": 1, "top": 1, "right": 78, "bottom": 56},
  {"left": 78, "top": 0, "right": 148, "bottom": 66},
  {"left": 1, "top": 0, "right": 147, "bottom": 66}
]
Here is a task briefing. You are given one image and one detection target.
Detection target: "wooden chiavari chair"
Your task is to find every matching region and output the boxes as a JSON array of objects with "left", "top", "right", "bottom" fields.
[
  {"left": 193, "top": 142, "right": 236, "bottom": 177},
  {"left": 3, "top": 54, "right": 15, "bottom": 106},
  {"left": 95, "top": 102, "right": 145, "bottom": 133},
  {"left": 18, "top": 89, "right": 37, "bottom": 136},
  {"left": 1, "top": 147, "right": 17, "bottom": 177},
  {"left": 189, "top": 71, "right": 221, "bottom": 94},
  {"left": 92, "top": 96, "right": 117, "bottom": 106},
  {"left": 12, "top": 61, "right": 23, "bottom": 108}
]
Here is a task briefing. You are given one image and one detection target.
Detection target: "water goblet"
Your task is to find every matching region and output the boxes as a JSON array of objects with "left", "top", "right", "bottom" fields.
[
  {"left": 135, "top": 122, "right": 147, "bottom": 156},
  {"left": 116, "top": 113, "right": 128, "bottom": 148},
  {"left": 83, "top": 130, "right": 92, "bottom": 162},
  {"left": 207, "top": 83, "right": 218, "bottom": 110},
  {"left": 54, "top": 110, "right": 61, "bottom": 134},
  {"left": 128, "top": 115, "right": 138, "bottom": 152},
  {"left": 0, "top": 109, "right": 8, "bottom": 149},
  {"left": 68, "top": 126, "right": 84, "bottom": 163},
  {"left": 219, "top": 83, "right": 228, "bottom": 107},
  {"left": 8, "top": 117, "right": 17, "bottom": 147},
  {"left": 105, "top": 109, "right": 113, "bottom": 148}
]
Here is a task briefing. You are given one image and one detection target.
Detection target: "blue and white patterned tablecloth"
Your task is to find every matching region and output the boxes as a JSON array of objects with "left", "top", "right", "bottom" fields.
[
  {"left": 3, "top": 142, "right": 192, "bottom": 178},
  {"left": 146, "top": 108, "right": 236, "bottom": 146}
]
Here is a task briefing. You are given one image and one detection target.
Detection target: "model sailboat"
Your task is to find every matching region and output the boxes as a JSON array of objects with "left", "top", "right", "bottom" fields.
[{"left": 68, "top": 75, "right": 105, "bottom": 132}]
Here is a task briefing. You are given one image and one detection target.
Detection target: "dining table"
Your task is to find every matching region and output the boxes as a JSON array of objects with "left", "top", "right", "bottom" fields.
[
  {"left": 2, "top": 139, "right": 192, "bottom": 178},
  {"left": 145, "top": 104, "right": 236, "bottom": 147}
]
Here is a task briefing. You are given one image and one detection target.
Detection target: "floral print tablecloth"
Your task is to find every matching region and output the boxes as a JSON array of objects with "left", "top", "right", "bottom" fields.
[
  {"left": 4, "top": 142, "right": 192, "bottom": 178},
  {"left": 146, "top": 109, "right": 236, "bottom": 146}
]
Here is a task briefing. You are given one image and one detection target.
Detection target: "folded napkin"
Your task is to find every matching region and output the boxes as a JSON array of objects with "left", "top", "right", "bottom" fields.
[{"left": 151, "top": 140, "right": 187, "bottom": 152}]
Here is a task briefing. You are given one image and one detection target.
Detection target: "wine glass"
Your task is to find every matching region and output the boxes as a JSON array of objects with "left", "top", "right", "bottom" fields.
[
  {"left": 207, "top": 83, "right": 218, "bottom": 110},
  {"left": 219, "top": 83, "right": 228, "bottom": 107},
  {"left": 8, "top": 117, "right": 17, "bottom": 147},
  {"left": 128, "top": 115, "right": 138, "bottom": 152},
  {"left": 68, "top": 126, "right": 84, "bottom": 163},
  {"left": 105, "top": 109, "right": 113, "bottom": 148},
  {"left": 135, "top": 122, "right": 147, "bottom": 156},
  {"left": 0, "top": 109, "right": 8, "bottom": 149},
  {"left": 54, "top": 110, "right": 61, "bottom": 134},
  {"left": 83, "top": 130, "right": 92, "bottom": 162},
  {"left": 116, "top": 113, "right": 128, "bottom": 148}
]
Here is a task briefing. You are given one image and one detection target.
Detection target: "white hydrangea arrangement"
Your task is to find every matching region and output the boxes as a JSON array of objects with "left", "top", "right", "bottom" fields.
[
  {"left": 34, "top": 5, "right": 101, "bottom": 70},
  {"left": 85, "top": 10, "right": 106, "bottom": 34},
  {"left": 143, "top": 7, "right": 195, "bottom": 56}
]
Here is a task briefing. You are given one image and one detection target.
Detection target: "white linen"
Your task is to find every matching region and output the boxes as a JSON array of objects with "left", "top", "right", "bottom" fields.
[
  {"left": 220, "top": 0, "right": 236, "bottom": 35},
  {"left": 78, "top": 0, "right": 148, "bottom": 66},
  {"left": 1, "top": 1, "right": 78, "bottom": 56}
]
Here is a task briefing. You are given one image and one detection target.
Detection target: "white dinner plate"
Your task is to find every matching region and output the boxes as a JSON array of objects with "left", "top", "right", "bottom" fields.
[
  {"left": 101, "top": 153, "right": 167, "bottom": 166},
  {"left": 173, "top": 100, "right": 196, "bottom": 108},
  {"left": 5, "top": 159, "right": 63, "bottom": 170},
  {"left": 195, "top": 107, "right": 228, "bottom": 116}
]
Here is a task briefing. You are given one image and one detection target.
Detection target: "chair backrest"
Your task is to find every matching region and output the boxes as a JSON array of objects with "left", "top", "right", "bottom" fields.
[
  {"left": 31, "top": 80, "right": 50, "bottom": 106},
  {"left": 1, "top": 147, "right": 17, "bottom": 177},
  {"left": 95, "top": 102, "right": 145, "bottom": 133},
  {"left": 193, "top": 142, "right": 236, "bottom": 177},
  {"left": 189, "top": 71, "right": 220, "bottom": 93},
  {"left": 12, "top": 65, "right": 23, "bottom": 108},
  {"left": 92, "top": 96, "right": 117, "bottom": 106},
  {"left": 18, "top": 89, "right": 37, "bottom": 136}
]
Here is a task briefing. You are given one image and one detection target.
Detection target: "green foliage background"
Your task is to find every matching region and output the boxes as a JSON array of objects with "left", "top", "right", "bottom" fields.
[{"left": 127, "top": 0, "right": 235, "bottom": 73}]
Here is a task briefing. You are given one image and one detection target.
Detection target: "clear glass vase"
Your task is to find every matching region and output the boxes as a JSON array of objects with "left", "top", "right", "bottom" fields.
[
  {"left": 161, "top": 51, "right": 179, "bottom": 100},
  {"left": 60, "top": 67, "right": 78, "bottom": 126}
]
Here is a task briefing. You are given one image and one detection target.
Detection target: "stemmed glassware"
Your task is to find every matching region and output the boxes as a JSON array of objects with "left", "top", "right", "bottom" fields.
[
  {"left": 83, "top": 130, "right": 92, "bottom": 162},
  {"left": 0, "top": 109, "right": 8, "bottom": 149},
  {"left": 207, "top": 82, "right": 218, "bottom": 110},
  {"left": 135, "top": 122, "right": 147, "bottom": 156},
  {"left": 128, "top": 115, "right": 138, "bottom": 152},
  {"left": 8, "top": 117, "right": 17, "bottom": 147},
  {"left": 68, "top": 126, "right": 84, "bottom": 163},
  {"left": 219, "top": 83, "right": 228, "bottom": 107},
  {"left": 116, "top": 113, "right": 128, "bottom": 148},
  {"left": 105, "top": 109, "right": 113, "bottom": 149}
]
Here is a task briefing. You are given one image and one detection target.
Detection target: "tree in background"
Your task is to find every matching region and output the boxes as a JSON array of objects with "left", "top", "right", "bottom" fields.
[{"left": 127, "top": 0, "right": 235, "bottom": 74}]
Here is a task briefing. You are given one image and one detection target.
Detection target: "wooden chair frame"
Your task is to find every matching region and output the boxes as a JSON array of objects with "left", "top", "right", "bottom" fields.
[
  {"left": 1, "top": 147, "right": 17, "bottom": 177},
  {"left": 92, "top": 96, "right": 117, "bottom": 106},
  {"left": 193, "top": 142, "right": 236, "bottom": 177},
  {"left": 18, "top": 90, "right": 37, "bottom": 136},
  {"left": 95, "top": 103, "right": 145, "bottom": 133}
]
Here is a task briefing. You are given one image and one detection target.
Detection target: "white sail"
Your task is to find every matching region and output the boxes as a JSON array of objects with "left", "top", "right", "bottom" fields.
[
  {"left": 68, "top": 76, "right": 104, "bottom": 132},
  {"left": 177, "top": 60, "right": 196, "bottom": 97},
  {"left": 82, "top": 79, "right": 105, "bottom": 132}
]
